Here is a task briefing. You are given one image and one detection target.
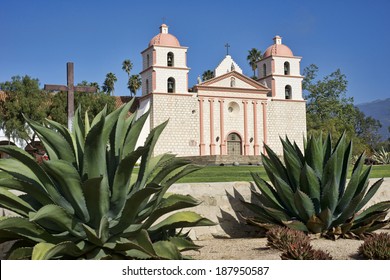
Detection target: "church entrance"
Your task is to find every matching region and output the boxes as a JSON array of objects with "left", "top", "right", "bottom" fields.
[{"left": 227, "top": 133, "right": 242, "bottom": 156}]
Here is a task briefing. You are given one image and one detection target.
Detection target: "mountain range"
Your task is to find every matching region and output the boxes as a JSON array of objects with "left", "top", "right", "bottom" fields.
[{"left": 357, "top": 98, "right": 390, "bottom": 141}]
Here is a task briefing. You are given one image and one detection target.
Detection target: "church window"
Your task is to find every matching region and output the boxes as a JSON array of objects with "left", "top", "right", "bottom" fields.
[
  {"left": 284, "top": 62, "right": 290, "bottom": 75},
  {"left": 146, "top": 54, "right": 150, "bottom": 67},
  {"left": 263, "top": 64, "right": 267, "bottom": 77},
  {"left": 227, "top": 101, "right": 239, "bottom": 115},
  {"left": 167, "top": 77, "right": 175, "bottom": 93},
  {"left": 230, "top": 77, "right": 236, "bottom": 87},
  {"left": 285, "top": 85, "right": 292, "bottom": 99},
  {"left": 167, "top": 52, "right": 174, "bottom": 67},
  {"left": 145, "top": 79, "right": 149, "bottom": 94}
]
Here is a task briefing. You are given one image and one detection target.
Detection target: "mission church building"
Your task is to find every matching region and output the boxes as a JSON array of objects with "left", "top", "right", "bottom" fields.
[{"left": 136, "top": 24, "right": 306, "bottom": 159}]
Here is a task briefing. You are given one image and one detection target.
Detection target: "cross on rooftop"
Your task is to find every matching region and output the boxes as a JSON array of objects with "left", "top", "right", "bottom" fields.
[
  {"left": 225, "top": 43, "right": 230, "bottom": 55},
  {"left": 44, "top": 62, "right": 96, "bottom": 131}
]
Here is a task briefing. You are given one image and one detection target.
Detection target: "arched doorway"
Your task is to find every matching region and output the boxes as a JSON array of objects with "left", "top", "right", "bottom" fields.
[{"left": 227, "top": 133, "right": 242, "bottom": 156}]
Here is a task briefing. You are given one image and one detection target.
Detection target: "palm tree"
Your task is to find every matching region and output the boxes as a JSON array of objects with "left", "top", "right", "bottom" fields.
[
  {"left": 122, "top": 59, "right": 133, "bottom": 76},
  {"left": 201, "top": 70, "right": 214, "bottom": 82},
  {"left": 128, "top": 74, "right": 142, "bottom": 97},
  {"left": 89, "top": 82, "right": 100, "bottom": 92},
  {"left": 247, "top": 48, "right": 262, "bottom": 79},
  {"left": 102, "top": 72, "right": 117, "bottom": 95}
]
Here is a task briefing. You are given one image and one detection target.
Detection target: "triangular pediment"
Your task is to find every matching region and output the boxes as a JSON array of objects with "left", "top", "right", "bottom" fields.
[{"left": 198, "top": 71, "right": 270, "bottom": 91}]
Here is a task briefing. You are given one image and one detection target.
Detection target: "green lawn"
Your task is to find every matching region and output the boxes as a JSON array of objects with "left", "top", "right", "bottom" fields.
[{"left": 177, "top": 164, "right": 390, "bottom": 183}]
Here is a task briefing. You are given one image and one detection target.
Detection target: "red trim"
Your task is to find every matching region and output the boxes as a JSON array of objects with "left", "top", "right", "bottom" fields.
[
  {"left": 271, "top": 79, "right": 276, "bottom": 97},
  {"left": 271, "top": 98, "right": 306, "bottom": 103},
  {"left": 151, "top": 92, "right": 193, "bottom": 97},
  {"left": 153, "top": 49, "right": 156, "bottom": 65},
  {"left": 197, "top": 92, "right": 268, "bottom": 100},
  {"left": 152, "top": 71, "right": 156, "bottom": 91}
]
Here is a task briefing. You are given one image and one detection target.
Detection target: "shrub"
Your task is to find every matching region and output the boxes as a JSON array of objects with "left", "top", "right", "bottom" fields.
[
  {"left": 0, "top": 101, "right": 214, "bottom": 259},
  {"left": 243, "top": 133, "right": 390, "bottom": 239},
  {"left": 266, "top": 226, "right": 309, "bottom": 251},
  {"left": 358, "top": 232, "right": 390, "bottom": 260}
]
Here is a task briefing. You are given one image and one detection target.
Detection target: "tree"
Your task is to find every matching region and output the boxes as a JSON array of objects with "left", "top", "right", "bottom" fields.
[
  {"left": 247, "top": 48, "right": 262, "bottom": 78},
  {"left": 201, "top": 70, "right": 214, "bottom": 81},
  {"left": 102, "top": 72, "right": 117, "bottom": 95},
  {"left": 122, "top": 59, "right": 134, "bottom": 96},
  {"left": 0, "top": 75, "right": 49, "bottom": 145},
  {"left": 48, "top": 82, "right": 116, "bottom": 125},
  {"left": 127, "top": 74, "right": 141, "bottom": 96},
  {"left": 303, "top": 64, "right": 382, "bottom": 154}
]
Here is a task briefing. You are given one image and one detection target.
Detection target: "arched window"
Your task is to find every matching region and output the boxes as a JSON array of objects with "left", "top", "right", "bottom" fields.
[
  {"left": 263, "top": 64, "right": 267, "bottom": 77},
  {"left": 285, "top": 85, "right": 292, "bottom": 99},
  {"left": 167, "top": 52, "right": 174, "bottom": 67},
  {"left": 146, "top": 54, "right": 150, "bottom": 67},
  {"left": 167, "top": 77, "right": 175, "bottom": 93},
  {"left": 145, "top": 79, "right": 149, "bottom": 94},
  {"left": 284, "top": 62, "right": 290, "bottom": 75}
]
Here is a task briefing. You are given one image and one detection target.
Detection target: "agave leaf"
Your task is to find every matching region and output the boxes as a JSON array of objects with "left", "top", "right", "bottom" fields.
[
  {"left": 0, "top": 148, "right": 72, "bottom": 213},
  {"left": 250, "top": 188, "right": 284, "bottom": 212},
  {"left": 305, "top": 135, "right": 324, "bottom": 178},
  {"left": 148, "top": 211, "right": 215, "bottom": 234},
  {"left": 251, "top": 172, "right": 283, "bottom": 210},
  {"left": 82, "top": 223, "right": 103, "bottom": 246},
  {"left": 293, "top": 190, "right": 315, "bottom": 222},
  {"left": 114, "top": 100, "right": 135, "bottom": 157},
  {"left": 83, "top": 106, "right": 107, "bottom": 179},
  {"left": 336, "top": 153, "right": 365, "bottom": 214},
  {"left": 281, "top": 137, "right": 302, "bottom": 190},
  {"left": 122, "top": 111, "right": 150, "bottom": 158},
  {"left": 0, "top": 216, "right": 57, "bottom": 243},
  {"left": 110, "top": 147, "right": 146, "bottom": 217},
  {"left": 306, "top": 214, "right": 325, "bottom": 234},
  {"left": 332, "top": 190, "right": 365, "bottom": 226},
  {"left": 45, "top": 119, "right": 74, "bottom": 156},
  {"left": 115, "top": 230, "right": 156, "bottom": 258},
  {"left": 31, "top": 241, "right": 84, "bottom": 260},
  {"left": 299, "top": 163, "right": 320, "bottom": 212},
  {"left": 72, "top": 107, "right": 85, "bottom": 171},
  {"left": 151, "top": 157, "right": 191, "bottom": 185},
  {"left": 338, "top": 141, "right": 352, "bottom": 198},
  {"left": 0, "top": 188, "right": 35, "bottom": 217},
  {"left": 355, "top": 164, "right": 372, "bottom": 195},
  {"left": 354, "top": 201, "right": 390, "bottom": 221},
  {"left": 320, "top": 176, "right": 338, "bottom": 214},
  {"left": 273, "top": 175, "right": 299, "bottom": 216},
  {"left": 111, "top": 183, "right": 162, "bottom": 234},
  {"left": 26, "top": 118, "right": 76, "bottom": 164},
  {"left": 98, "top": 216, "right": 109, "bottom": 244},
  {"left": 142, "top": 194, "right": 202, "bottom": 228},
  {"left": 153, "top": 240, "right": 182, "bottom": 260},
  {"left": 241, "top": 201, "right": 281, "bottom": 224},
  {"left": 318, "top": 208, "right": 332, "bottom": 229},
  {"left": 29, "top": 204, "right": 84, "bottom": 237},
  {"left": 42, "top": 160, "right": 89, "bottom": 222},
  {"left": 282, "top": 220, "right": 309, "bottom": 232},
  {"left": 355, "top": 178, "right": 384, "bottom": 213},
  {"left": 263, "top": 144, "right": 290, "bottom": 184},
  {"left": 168, "top": 236, "right": 201, "bottom": 252},
  {"left": 7, "top": 247, "right": 33, "bottom": 260},
  {"left": 81, "top": 177, "right": 109, "bottom": 229}
]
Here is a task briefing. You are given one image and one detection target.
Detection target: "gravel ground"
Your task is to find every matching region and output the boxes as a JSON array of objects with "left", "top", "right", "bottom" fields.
[{"left": 184, "top": 229, "right": 390, "bottom": 260}]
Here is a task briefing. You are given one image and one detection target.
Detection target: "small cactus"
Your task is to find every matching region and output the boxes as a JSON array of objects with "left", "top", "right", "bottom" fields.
[
  {"left": 266, "top": 226, "right": 309, "bottom": 251},
  {"left": 281, "top": 239, "right": 333, "bottom": 260},
  {"left": 358, "top": 233, "right": 390, "bottom": 260}
]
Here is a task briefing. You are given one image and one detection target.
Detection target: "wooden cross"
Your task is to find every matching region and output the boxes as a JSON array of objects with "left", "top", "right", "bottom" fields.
[
  {"left": 44, "top": 62, "right": 96, "bottom": 130},
  {"left": 225, "top": 43, "right": 230, "bottom": 55}
]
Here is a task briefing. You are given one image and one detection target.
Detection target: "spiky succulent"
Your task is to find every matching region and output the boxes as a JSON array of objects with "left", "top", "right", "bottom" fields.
[
  {"left": 0, "top": 100, "right": 214, "bottom": 259},
  {"left": 243, "top": 133, "right": 390, "bottom": 239},
  {"left": 372, "top": 147, "right": 390, "bottom": 165}
]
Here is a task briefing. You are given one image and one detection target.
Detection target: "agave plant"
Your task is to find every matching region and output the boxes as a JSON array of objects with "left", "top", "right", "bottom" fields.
[
  {"left": 0, "top": 100, "right": 214, "bottom": 259},
  {"left": 372, "top": 147, "right": 390, "bottom": 165},
  {"left": 243, "top": 133, "right": 390, "bottom": 239}
]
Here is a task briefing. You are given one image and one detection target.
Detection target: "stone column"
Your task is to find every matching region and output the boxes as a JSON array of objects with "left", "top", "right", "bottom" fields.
[
  {"left": 209, "top": 98, "right": 216, "bottom": 155},
  {"left": 243, "top": 100, "right": 249, "bottom": 155},
  {"left": 261, "top": 101, "right": 268, "bottom": 154},
  {"left": 219, "top": 99, "right": 225, "bottom": 155},
  {"left": 253, "top": 100, "right": 259, "bottom": 155},
  {"left": 199, "top": 98, "right": 206, "bottom": 155}
]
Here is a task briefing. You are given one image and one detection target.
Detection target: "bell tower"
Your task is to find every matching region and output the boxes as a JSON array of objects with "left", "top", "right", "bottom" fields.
[
  {"left": 140, "top": 24, "right": 189, "bottom": 95},
  {"left": 257, "top": 35, "right": 303, "bottom": 100}
]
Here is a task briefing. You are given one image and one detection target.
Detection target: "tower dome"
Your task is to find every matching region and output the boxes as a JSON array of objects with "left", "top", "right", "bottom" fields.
[
  {"left": 263, "top": 36, "right": 293, "bottom": 58},
  {"left": 149, "top": 24, "right": 180, "bottom": 47}
]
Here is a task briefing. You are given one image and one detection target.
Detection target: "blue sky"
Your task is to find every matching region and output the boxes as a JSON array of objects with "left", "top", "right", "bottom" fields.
[{"left": 1, "top": 0, "right": 389, "bottom": 104}]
